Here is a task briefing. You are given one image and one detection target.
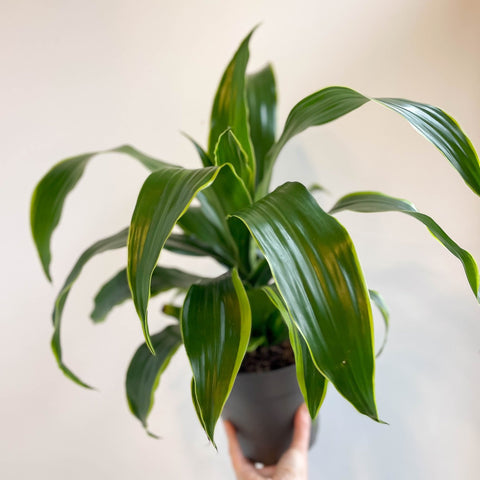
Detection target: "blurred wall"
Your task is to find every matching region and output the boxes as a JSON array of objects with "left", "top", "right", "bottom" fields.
[{"left": 1, "top": 1, "right": 479, "bottom": 479}]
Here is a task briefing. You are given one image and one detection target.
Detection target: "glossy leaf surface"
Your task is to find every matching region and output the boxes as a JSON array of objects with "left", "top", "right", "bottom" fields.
[
  {"left": 52, "top": 228, "right": 129, "bottom": 388},
  {"left": 126, "top": 325, "right": 182, "bottom": 433},
  {"left": 177, "top": 206, "right": 235, "bottom": 264},
  {"left": 375, "top": 98, "right": 480, "bottom": 196},
  {"left": 199, "top": 163, "right": 252, "bottom": 272},
  {"left": 246, "top": 64, "right": 277, "bottom": 186},
  {"left": 128, "top": 165, "right": 220, "bottom": 353},
  {"left": 181, "top": 270, "right": 251, "bottom": 445},
  {"left": 182, "top": 133, "right": 213, "bottom": 167},
  {"left": 369, "top": 289, "right": 390, "bottom": 357},
  {"left": 264, "top": 286, "right": 327, "bottom": 419},
  {"left": 208, "top": 28, "right": 255, "bottom": 171},
  {"left": 260, "top": 87, "right": 368, "bottom": 192},
  {"left": 214, "top": 129, "right": 253, "bottom": 193},
  {"left": 164, "top": 232, "right": 232, "bottom": 265},
  {"left": 330, "top": 192, "right": 480, "bottom": 301},
  {"left": 31, "top": 145, "right": 167, "bottom": 280},
  {"left": 232, "top": 182, "right": 378, "bottom": 420},
  {"left": 261, "top": 87, "right": 480, "bottom": 197},
  {"left": 91, "top": 267, "right": 203, "bottom": 323},
  {"left": 247, "top": 288, "right": 287, "bottom": 346}
]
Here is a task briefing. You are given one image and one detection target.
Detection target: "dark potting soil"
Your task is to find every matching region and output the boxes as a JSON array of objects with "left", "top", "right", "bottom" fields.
[{"left": 240, "top": 340, "right": 295, "bottom": 373}]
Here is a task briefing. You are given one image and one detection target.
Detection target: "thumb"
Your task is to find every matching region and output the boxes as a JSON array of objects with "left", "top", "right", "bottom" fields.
[{"left": 273, "top": 404, "right": 310, "bottom": 480}]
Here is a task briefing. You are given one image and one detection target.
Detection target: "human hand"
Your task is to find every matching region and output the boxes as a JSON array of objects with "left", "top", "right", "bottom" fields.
[{"left": 224, "top": 403, "right": 311, "bottom": 480}]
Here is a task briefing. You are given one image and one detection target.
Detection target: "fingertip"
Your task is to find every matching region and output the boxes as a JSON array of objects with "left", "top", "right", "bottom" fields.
[
  {"left": 291, "top": 403, "right": 311, "bottom": 452},
  {"left": 223, "top": 420, "right": 247, "bottom": 471}
]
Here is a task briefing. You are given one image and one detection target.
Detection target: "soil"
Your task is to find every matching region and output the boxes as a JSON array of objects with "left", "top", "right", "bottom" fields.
[{"left": 240, "top": 340, "right": 295, "bottom": 373}]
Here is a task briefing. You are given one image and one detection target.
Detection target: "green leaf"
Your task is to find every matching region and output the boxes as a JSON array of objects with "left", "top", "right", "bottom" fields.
[
  {"left": 181, "top": 270, "right": 251, "bottom": 445},
  {"left": 263, "top": 286, "right": 327, "bottom": 419},
  {"left": 191, "top": 377, "right": 207, "bottom": 434},
  {"left": 232, "top": 182, "right": 379, "bottom": 421},
  {"left": 214, "top": 129, "right": 253, "bottom": 193},
  {"left": 127, "top": 159, "right": 255, "bottom": 355},
  {"left": 374, "top": 98, "right": 480, "bottom": 196},
  {"left": 126, "top": 325, "right": 182, "bottom": 433},
  {"left": 162, "top": 304, "right": 182, "bottom": 320},
  {"left": 182, "top": 132, "right": 213, "bottom": 167},
  {"left": 247, "top": 335, "right": 267, "bottom": 352},
  {"left": 368, "top": 289, "right": 390, "bottom": 357},
  {"left": 208, "top": 28, "right": 256, "bottom": 175},
  {"left": 197, "top": 163, "right": 253, "bottom": 272},
  {"left": 247, "top": 288, "right": 287, "bottom": 345},
  {"left": 31, "top": 145, "right": 167, "bottom": 281},
  {"left": 164, "top": 232, "right": 232, "bottom": 265},
  {"left": 127, "top": 165, "right": 221, "bottom": 354},
  {"left": 330, "top": 191, "right": 480, "bottom": 301},
  {"left": 177, "top": 207, "right": 237, "bottom": 266},
  {"left": 260, "top": 87, "right": 480, "bottom": 198},
  {"left": 52, "top": 227, "right": 129, "bottom": 388},
  {"left": 260, "top": 87, "right": 368, "bottom": 193},
  {"left": 91, "top": 267, "right": 204, "bottom": 323},
  {"left": 246, "top": 64, "right": 277, "bottom": 187}
]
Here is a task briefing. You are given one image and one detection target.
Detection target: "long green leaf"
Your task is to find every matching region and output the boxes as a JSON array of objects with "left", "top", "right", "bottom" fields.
[
  {"left": 126, "top": 325, "right": 182, "bottom": 434},
  {"left": 127, "top": 165, "right": 221, "bottom": 354},
  {"left": 214, "top": 129, "right": 253, "bottom": 193},
  {"left": 247, "top": 288, "right": 287, "bottom": 346},
  {"left": 181, "top": 270, "right": 251, "bottom": 445},
  {"left": 260, "top": 87, "right": 480, "bottom": 197},
  {"left": 259, "top": 87, "right": 368, "bottom": 193},
  {"left": 52, "top": 228, "right": 129, "bottom": 388},
  {"left": 177, "top": 207, "right": 237, "bottom": 266},
  {"left": 330, "top": 191, "right": 480, "bottom": 301},
  {"left": 182, "top": 132, "right": 213, "bottom": 167},
  {"left": 263, "top": 286, "right": 327, "bottom": 419},
  {"left": 91, "top": 267, "right": 204, "bottom": 323},
  {"left": 31, "top": 145, "right": 167, "bottom": 281},
  {"left": 375, "top": 98, "right": 480, "bottom": 195},
  {"left": 368, "top": 289, "right": 390, "bottom": 357},
  {"left": 231, "top": 182, "right": 379, "bottom": 421},
  {"left": 246, "top": 64, "right": 277, "bottom": 187},
  {"left": 208, "top": 28, "right": 255, "bottom": 175},
  {"left": 164, "top": 232, "right": 233, "bottom": 265},
  {"left": 211, "top": 136, "right": 253, "bottom": 270}
]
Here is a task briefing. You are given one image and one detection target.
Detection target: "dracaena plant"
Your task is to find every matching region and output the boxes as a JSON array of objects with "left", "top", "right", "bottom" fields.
[{"left": 31, "top": 28, "right": 480, "bottom": 444}]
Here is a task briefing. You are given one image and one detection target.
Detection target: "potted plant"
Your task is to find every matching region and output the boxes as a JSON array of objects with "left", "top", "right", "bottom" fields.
[{"left": 30, "top": 28, "right": 480, "bottom": 465}]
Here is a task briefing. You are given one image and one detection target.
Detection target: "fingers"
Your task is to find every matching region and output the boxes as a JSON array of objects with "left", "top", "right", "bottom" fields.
[
  {"left": 290, "top": 404, "right": 311, "bottom": 453},
  {"left": 224, "top": 420, "right": 249, "bottom": 473},
  {"left": 224, "top": 406, "right": 311, "bottom": 480}
]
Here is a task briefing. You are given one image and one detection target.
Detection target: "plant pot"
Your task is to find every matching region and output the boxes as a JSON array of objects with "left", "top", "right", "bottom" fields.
[{"left": 222, "top": 364, "right": 318, "bottom": 465}]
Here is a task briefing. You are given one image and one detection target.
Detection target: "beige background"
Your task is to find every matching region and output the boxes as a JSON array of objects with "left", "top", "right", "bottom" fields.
[{"left": 1, "top": 0, "right": 480, "bottom": 478}]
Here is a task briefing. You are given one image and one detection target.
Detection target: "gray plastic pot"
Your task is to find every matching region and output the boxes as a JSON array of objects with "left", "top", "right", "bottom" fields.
[{"left": 222, "top": 364, "right": 318, "bottom": 465}]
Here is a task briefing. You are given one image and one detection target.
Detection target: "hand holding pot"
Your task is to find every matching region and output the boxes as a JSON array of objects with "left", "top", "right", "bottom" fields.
[{"left": 224, "top": 404, "right": 311, "bottom": 480}]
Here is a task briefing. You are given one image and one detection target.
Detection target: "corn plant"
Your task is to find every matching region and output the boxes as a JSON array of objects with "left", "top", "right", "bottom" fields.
[{"left": 31, "top": 28, "right": 480, "bottom": 444}]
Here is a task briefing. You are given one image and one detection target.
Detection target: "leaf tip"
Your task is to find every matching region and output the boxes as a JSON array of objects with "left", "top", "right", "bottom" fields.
[{"left": 147, "top": 429, "right": 161, "bottom": 439}]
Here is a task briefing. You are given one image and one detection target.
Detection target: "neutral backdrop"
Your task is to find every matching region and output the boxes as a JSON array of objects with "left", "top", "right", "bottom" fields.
[{"left": 2, "top": 1, "right": 479, "bottom": 479}]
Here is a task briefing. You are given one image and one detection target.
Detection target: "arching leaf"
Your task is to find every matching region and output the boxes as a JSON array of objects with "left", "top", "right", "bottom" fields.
[
  {"left": 208, "top": 28, "right": 256, "bottom": 173},
  {"left": 181, "top": 270, "right": 251, "bottom": 446},
  {"left": 330, "top": 191, "right": 480, "bottom": 301},
  {"left": 232, "top": 182, "right": 379, "bottom": 421},
  {"left": 260, "top": 87, "right": 480, "bottom": 198},
  {"left": 91, "top": 267, "right": 204, "bottom": 323},
  {"left": 246, "top": 64, "right": 277, "bottom": 187},
  {"left": 369, "top": 289, "right": 390, "bottom": 357},
  {"left": 263, "top": 286, "right": 327, "bottom": 419},
  {"left": 126, "top": 325, "right": 182, "bottom": 434},
  {"left": 31, "top": 145, "right": 167, "bottom": 280},
  {"left": 128, "top": 165, "right": 221, "bottom": 354},
  {"left": 214, "top": 129, "right": 253, "bottom": 193},
  {"left": 52, "top": 228, "right": 129, "bottom": 388}
]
